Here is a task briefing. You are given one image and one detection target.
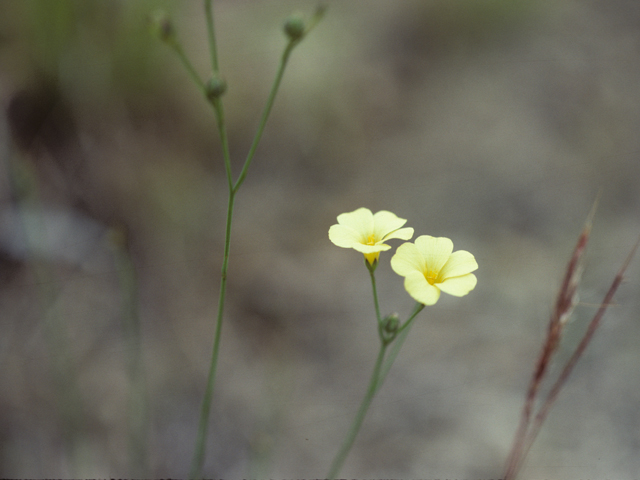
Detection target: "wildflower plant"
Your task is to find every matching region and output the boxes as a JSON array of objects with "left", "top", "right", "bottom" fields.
[
  {"left": 2, "top": 3, "right": 638, "bottom": 478},
  {"left": 147, "top": 4, "right": 639, "bottom": 478},
  {"left": 327, "top": 208, "right": 478, "bottom": 478},
  {"left": 327, "top": 204, "right": 638, "bottom": 480},
  {"left": 153, "top": 2, "right": 326, "bottom": 478}
]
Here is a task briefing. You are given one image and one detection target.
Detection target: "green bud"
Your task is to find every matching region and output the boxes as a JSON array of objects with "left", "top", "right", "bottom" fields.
[
  {"left": 284, "top": 14, "right": 305, "bottom": 41},
  {"left": 150, "top": 10, "right": 175, "bottom": 44},
  {"left": 382, "top": 314, "right": 400, "bottom": 334},
  {"left": 206, "top": 75, "right": 227, "bottom": 100}
]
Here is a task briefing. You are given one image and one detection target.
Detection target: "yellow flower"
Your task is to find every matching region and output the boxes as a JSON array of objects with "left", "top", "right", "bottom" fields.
[
  {"left": 329, "top": 208, "right": 414, "bottom": 265},
  {"left": 391, "top": 235, "right": 478, "bottom": 305}
]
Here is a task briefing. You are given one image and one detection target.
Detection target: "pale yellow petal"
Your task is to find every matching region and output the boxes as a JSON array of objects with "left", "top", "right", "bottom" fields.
[
  {"left": 404, "top": 271, "right": 441, "bottom": 305},
  {"left": 391, "top": 242, "right": 425, "bottom": 277},
  {"left": 372, "top": 210, "right": 407, "bottom": 239},
  {"left": 415, "top": 235, "right": 453, "bottom": 273},
  {"left": 439, "top": 250, "right": 478, "bottom": 280},
  {"left": 328, "top": 224, "right": 362, "bottom": 248},
  {"left": 352, "top": 243, "right": 391, "bottom": 254},
  {"left": 336, "top": 208, "right": 373, "bottom": 236},
  {"left": 383, "top": 227, "right": 414, "bottom": 242},
  {"left": 438, "top": 273, "right": 477, "bottom": 297}
]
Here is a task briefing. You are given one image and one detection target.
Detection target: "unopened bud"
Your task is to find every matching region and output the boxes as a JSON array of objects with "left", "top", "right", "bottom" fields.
[
  {"left": 382, "top": 314, "right": 400, "bottom": 334},
  {"left": 206, "top": 75, "right": 227, "bottom": 100},
  {"left": 284, "top": 14, "right": 305, "bottom": 41},
  {"left": 150, "top": 10, "right": 175, "bottom": 44}
]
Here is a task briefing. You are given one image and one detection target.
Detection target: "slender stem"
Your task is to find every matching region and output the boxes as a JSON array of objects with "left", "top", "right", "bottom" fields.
[
  {"left": 377, "top": 303, "right": 424, "bottom": 391},
  {"left": 326, "top": 263, "right": 384, "bottom": 479},
  {"left": 204, "top": 0, "right": 219, "bottom": 73},
  {"left": 211, "top": 99, "right": 234, "bottom": 190},
  {"left": 189, "top": 190, "right": 236, "bottom": 479},
  {"left": 233, "top": 40, "right": 297, "bottom": 192},
  {"left": 396, "top": 302, "right": 425, "bottom": 336},
  {"left": 326, "top": 341, "right": 388, "bottom": 480},
  {"left": 201, "top": 1, "right": 233, "bottom": 188},
  {"left": 187, "top": 5, "right": 232, "bottom": 477},
  {"left": 169, "top": 41, "right": 206, "bottom": 93},
  {"left": 326, "top": 276, "right": 424, "bottom": 478},
  {"left": 367, "top": 262, "right": 382, "bottom": 324},
  {"left": 182, "top": 3, "right": 325, "bottom": 476}
]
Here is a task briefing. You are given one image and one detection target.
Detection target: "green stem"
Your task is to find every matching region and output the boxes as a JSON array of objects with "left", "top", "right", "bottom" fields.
[
  {"left": 204, "top": 4, "right": 234, "bottom": 188},
  {"left": 377, "top": 303, "right": 424, "bottom": 392},
  {"left": 184, "top": 3, "right": 324, "bottom": 476},
  {"left": 187, "top": 5, "right": 232, "bottom": 477},
  {"left": 326, "top": 273, "right": 424, "bottom": 478},
  {"left": 189, "top": 190, "right": 236, "bottom": 479},
  {"left": 169, "top": 41, "right": 206, "bottom": 93},
  {"left": 367, "top": 262, "right": 382, "bottom": 324},
  {"left": 190, "top": 35, "right": 305, "bottom": 480},
  {"left": 204, "top": 0, "right": 219, "bottom": 73},
  {"left": 211, "top": 99, "right": 234, "bottom": 190},
  {"left": 326, "top": 341, "right": 388, "bottom": 480},
  {"left": 233, "top": 40, "right": 297, "bottom": 192}
]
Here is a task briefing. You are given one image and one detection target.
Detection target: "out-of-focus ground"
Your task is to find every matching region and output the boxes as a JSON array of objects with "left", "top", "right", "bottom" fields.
[{"left": 1, "top": 0, "right": 639, "bottom": 478}]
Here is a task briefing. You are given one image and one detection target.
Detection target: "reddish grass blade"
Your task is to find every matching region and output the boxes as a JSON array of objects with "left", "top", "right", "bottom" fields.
[{"left": 503, "top": 196, "right": 639, "bottom": 480}]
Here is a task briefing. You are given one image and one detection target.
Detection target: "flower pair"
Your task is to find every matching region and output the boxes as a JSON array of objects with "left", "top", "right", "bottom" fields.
[{"left": 328, "top": 208, "right": 478, "bottom": 305}]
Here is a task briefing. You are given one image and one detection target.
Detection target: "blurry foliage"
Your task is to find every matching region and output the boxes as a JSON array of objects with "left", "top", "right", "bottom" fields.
[
  {"left": 2, "top": 0, "right": 178, "bottom": 113},
  {"left": 2, "top": 0, "right": 204, "bottom": 237}
]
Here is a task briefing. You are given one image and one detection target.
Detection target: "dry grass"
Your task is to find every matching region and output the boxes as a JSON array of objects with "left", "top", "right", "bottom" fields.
[{"left": 504, "top": 200, "right": 640, "bottom": 480}]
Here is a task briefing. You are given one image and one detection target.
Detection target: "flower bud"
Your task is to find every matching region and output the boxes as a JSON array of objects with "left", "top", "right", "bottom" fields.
[
  {"left": 206, "top": 75, "right": 227, "bottom": 100},
  {"left": 150, "top": 10, "right": 175, "bottom": 44},
  {"left": 284, "top": 14, "right": 305, "bottom": 41},
  {"left": 382, "top": 314, "right": 400, "bottom": 334}
]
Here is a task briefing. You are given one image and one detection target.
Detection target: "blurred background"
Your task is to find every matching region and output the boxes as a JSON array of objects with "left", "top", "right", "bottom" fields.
[{"left": 1, "top": 0, "right": 639, "bottom": 478}]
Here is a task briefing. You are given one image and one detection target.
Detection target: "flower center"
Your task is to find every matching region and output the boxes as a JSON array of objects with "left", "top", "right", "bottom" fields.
[
  {"left": 424, "top": 270, "right": 439, "bottom": 285},
  {"left": 365, "top": 234, "right": 377, "bottom": 246}
]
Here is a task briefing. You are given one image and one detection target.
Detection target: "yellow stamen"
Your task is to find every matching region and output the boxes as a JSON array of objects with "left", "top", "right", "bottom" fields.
[{"left": 425, "top": 270, "right": 439, "bottom": 285}]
